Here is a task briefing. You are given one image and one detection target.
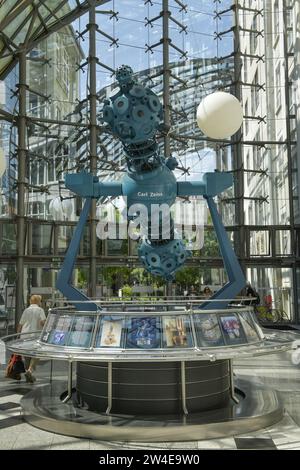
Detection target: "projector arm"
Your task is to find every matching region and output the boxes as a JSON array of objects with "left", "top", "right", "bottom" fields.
[
  {"left": 200, "top": 196, "right": 245, "bottom": 310},
  {"left": 65, "top": 173, "right": 122, "bottom": 198},
  {"left": 178, "top": 172, "right": 245, "bottom": 309},
  {"left": 60, "top": 170, "right": 245, "bottom": 310},
  {"left": 177, "top": 172, "right": 233, "bottom": 197},
  {"left": 56, "top": 198, "right": 99, "bottom": 312}
]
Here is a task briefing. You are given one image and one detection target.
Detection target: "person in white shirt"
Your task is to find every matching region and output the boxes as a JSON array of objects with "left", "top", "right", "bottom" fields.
[{"left": 17, "top": 295, "right": 46, "bottom": 383}]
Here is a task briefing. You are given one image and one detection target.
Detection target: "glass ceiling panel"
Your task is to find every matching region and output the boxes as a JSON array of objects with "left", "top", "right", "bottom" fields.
[{"left": 0, "top": 0, "right": 110, "bottom": 79}]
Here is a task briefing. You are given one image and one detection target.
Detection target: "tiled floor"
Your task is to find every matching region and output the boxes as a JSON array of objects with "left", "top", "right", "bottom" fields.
[{"left": 0, "top": 350, "right": 300, "bottom": 450}]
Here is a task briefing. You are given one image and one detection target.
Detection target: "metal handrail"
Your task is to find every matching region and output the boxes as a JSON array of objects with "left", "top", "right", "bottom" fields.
[
  {"left": 1, "top": 330, "right": 41, "bottom": 342},
  {"left": 2, "top": 329, "right": 299, "bottom": 363},
  {"left": 46, "top": 306, "right": 253, "bottom": 317},
  {"left": 51, "top": 297, "right": 254, "bottom": 304}
]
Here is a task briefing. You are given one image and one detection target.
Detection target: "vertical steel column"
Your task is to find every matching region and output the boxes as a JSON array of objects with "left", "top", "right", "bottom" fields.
[
  {"left": 62, "top": 361, "right": 73, "bottom": 403},
  {"left": 106, "top": 362, "right": 113, "bottom": 414},
  {"left": 162, "top": 0, "right": 171, "bottom": 159},
  {"left": 229, "top": 359, "right": 239, "bottom": 404},
  {"left": 88, "top": 4, "right": 98, "bottom": 299},
  {"left": 232, "top": 1, "right": 246, "bottom": 269},
  {"left": 50, "top": 360, "right": 53, "bottom": 384},
  {"left": 180, "top": 361, "right": 188, "bottom": 415},
  {"left": 162, "top": 0, "right": 172, "bottom": 297},
  {"left": 282, "top": 0, "right": 298, "bottom": 321},
  {"left": 15, "top": 45, "right": 27, "bottom": 328}
]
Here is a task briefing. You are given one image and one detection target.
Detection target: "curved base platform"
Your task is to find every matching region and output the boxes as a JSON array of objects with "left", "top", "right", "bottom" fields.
[
  {"left": 20, "top": 378, "right": 283, "bottom": 442},
  {"left": 76, "top": 360, "right": 231, "bottom": 415}
]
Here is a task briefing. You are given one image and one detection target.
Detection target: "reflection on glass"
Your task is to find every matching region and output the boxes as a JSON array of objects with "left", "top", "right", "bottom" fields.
[
  {"left": 99, "top": 319, "right": 123, "bottom": 348},
  {"left": 126, "top": 317, "right": 161, "bottom": 349},
  {"left": 239, "top": 311, "right": 260, "bottom": 342},
  {"left": 48, "top": 315, "right": 73, "bottom": 345},
  {"left": 41, "top": 313, "right": 57, "bottom": 342},
  {"left": 67, "top": 315, "right": 94, "bottom": 347},
  {"left": 162, "top": 316, "right": 192, "bottom": 348},
  {"left": 219, "top": 314, "right": 246, "bottom": 345},
  {"left": 195, "top": 314, "right": 224, "bottom": 347},
  {"left": 250, "top": 314, "right": 265, "bottom": 340}
]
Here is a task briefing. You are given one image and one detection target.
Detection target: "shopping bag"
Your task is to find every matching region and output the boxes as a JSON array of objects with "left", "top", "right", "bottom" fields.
[
  {"left": 12, "top": 355, "right": 25, "bottom": 374},
  {"left": 5, "top": 354, "right": 24, "bottom": 379}
]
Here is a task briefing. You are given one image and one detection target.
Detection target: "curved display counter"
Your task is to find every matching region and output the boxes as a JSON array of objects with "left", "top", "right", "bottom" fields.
[{"left": 3, "top": 302, "right": 299, "bottom": 441}]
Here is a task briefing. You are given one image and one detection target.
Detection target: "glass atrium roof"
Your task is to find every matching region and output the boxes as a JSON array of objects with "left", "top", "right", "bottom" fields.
[{"left": 0, "top": 0, "right": 109, "bottom": 79}]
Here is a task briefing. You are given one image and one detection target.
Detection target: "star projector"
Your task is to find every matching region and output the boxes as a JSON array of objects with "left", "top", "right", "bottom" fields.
[{"left": 57, "top": 65, "right": 245, "bottom": 310}]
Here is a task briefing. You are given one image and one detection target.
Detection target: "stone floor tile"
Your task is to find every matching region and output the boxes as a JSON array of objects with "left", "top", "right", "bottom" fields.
[{"left": 197, "top": 438, "right": 236, "bottom": 450}]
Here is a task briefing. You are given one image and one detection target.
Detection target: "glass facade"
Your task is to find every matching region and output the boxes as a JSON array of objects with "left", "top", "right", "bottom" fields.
[{"left": 0, "top": 0, "right": 299, "bottom": 326}]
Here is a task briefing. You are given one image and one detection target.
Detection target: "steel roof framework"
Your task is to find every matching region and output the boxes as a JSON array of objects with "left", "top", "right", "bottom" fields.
[{"left": 0, "top": 0, "right": 109, "bottom": 79}]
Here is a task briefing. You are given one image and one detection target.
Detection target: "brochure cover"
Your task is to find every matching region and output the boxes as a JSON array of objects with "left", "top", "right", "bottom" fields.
[
  {"left": 67, "top": 315, "right": 94, "bottom": 348},
  {"left": 239, "top": 311, "right": 260, "bottom": 342},
  {"left": 126, "top": 317, "right": 161, "bottom": 349},
  {"left": 220, "top": 314, "right": 246, "bottom": 345},
  {"left": 99, "top": 319, "right": 123, "bottom": 347},
  {"left": 162, "top": 316, "right": 192, "bottom": 348},
  {"left": 195, "top": 314, "right": 225, "bottom": 347},
  {"left": 48, "top": 315, "right": 72, "bottom": 345},
  {"left": 51, "top": 331, "right": 66, "bottom": 345}
]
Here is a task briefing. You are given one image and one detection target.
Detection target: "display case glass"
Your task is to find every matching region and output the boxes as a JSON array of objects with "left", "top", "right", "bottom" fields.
[
  {"left": 40, "top": 312, "right": 57, "bottom": 343},
  {"left": 47, "top": 314, "right": 73, "bottom": 346},
  {"left": 39, "top": 307, "right": 264, "bottom": 350},
  {"left": 195, "top": 313, "right": 225, "bottom": 347},
  {"left": 95, "top": 316, "right": 124, "bottom": 348},
  {"left": 66, "top": 315, "right": 95, "bottom": 348},
  {"left": 219, "top": 313, "right": 247, "bottom": 345},
  {"left": 239, "top": 311, "right": 261, "bottom": 343},
  {"left": 125, "top": 317, "right": 162, "bottom": 349},
  {"left": 162, "top": 316, "right": 193, "bottom": 348}
]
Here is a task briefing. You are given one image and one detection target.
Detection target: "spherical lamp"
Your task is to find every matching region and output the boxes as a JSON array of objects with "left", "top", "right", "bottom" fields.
[
  {"left": 0, "top": 149, "right": 6, "bottom": 177},
  {"left": 196, "top": 91, "right": 243, "bottom": 139}
]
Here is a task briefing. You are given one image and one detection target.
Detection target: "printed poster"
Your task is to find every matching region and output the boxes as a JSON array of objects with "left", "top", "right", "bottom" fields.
[
  {"left": 219, "top": 314, "right": 246, "bottom": 345},
  {"left": 126, "top": 317, "right": 161, "bottom": 349},
  {"left": 195, "top": 314, "right": 224, "bottom": 347},
  {"left": 99, "top": 320, "right": 123, "bottom": 347},
  {"left": 162, "top": 316, "right": 192, "bottom": 348}
]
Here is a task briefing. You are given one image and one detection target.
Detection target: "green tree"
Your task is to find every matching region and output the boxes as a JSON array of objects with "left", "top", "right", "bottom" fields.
[{"left": 122, "top": 284, "right": 133, "bottom": 298}]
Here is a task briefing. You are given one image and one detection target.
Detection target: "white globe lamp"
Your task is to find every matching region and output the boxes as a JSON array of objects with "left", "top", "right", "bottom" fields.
[
  {"left": 196, "top": 91, "right": 243, "bottom": 139},
  {"left": 0, "top": 149, "right": 6, "bottom": 177}
]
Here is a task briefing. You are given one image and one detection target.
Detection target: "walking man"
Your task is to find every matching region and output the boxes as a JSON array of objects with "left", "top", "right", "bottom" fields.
[{"left": 17, "top": 295, "right": 46, "bottom": 383}]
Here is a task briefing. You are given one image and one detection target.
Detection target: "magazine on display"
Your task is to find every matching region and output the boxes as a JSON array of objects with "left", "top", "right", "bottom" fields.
[
  {"left": 48, "top": 315, "right": 73, "bottom": 345},
  {"left": 67, "top": 315, "right": 95, "bottom": 348},
  {"left": 99, "top": 319, "right": 123, "bottom": 348},
  {"left": 162, "top": 316, "right": 192, "bottom": 348},
  {"left": 195, "top": 313, "right": 225, "bottom": 347},
  {"left": 126, "top": 317, "right": 161, "bottom": 349},
  {"left": 219, "top": 314, "right": 247, "bottom": 345},
  {"left": 239, "top": 311, "right": 260, "bottom": 342}
]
